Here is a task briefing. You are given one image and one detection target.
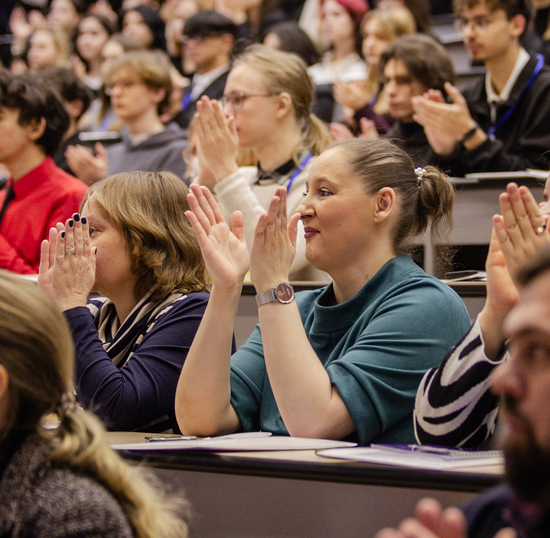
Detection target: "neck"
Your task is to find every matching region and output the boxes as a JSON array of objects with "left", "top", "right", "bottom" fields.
[
  {"left": 255, "top": 123, "right": 304, "bottom": 172},
  {"left": 332, "top": 38, "right": 356, "bottom": 61},
  {"left": 197, "top": 57, "right": 228, "bottom": 76},
  {"left": 331, "top": 240, "right": 396, "bottom": 304},
  {"left": 125, "top": 108, "right": 165, "bottom": 137},
  {"left": 87, "top": 58, "right": 101, "bottom": 78},
  {"left": 6, "top": 146, "right": 46, "bottom": 182},
  {"left": 111, "top": 290, "right": 139, "bottom": 326},
  {"left": 63, "top": 120, "right": 78, "bottom": 142},
  {"left": 486, "top": 43, "right": 521, "bottom": 94}
]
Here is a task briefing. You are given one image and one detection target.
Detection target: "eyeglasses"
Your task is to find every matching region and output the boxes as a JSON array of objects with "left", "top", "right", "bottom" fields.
[
  {"left": 453, "top": 14, "right": 503, "bottom": 32},
  {"left": 104, "top": 80, "right": 142, "bottom": 95},
  {"left": 220, "top": 91, "right": 278, "bottom": 110}
]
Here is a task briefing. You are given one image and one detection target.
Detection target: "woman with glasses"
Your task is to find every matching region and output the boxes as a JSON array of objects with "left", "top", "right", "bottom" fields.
[
  {"left": 194, "top": 44, "right": 332, "bottom": 281},
  {"left": 176, "top": 137, "right": 471, "bottom": 445}
]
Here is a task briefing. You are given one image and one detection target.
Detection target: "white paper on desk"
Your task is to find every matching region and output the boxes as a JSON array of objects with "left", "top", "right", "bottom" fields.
[
  {"left": 464, "top": 169, "right": 549, "bottom": 180},
  {"left": 112, "top": 433, "right": 357, "bottom": 452},
  {"left": 316, "top": 447, "right": 503, "bottom": 470}
]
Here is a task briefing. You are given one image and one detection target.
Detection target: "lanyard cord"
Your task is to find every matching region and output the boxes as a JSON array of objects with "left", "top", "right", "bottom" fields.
[
  {"left": 488, "top": 54, "right": 544, "bottom": 138},
  {"left": 286, "top": 152, "right": 313, "bottom": 194}
]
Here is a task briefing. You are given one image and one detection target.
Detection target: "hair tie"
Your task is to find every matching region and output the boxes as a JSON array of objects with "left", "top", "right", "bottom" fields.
[
  {"left": 56, "top": 392, "right": 78, "bottom": 418},
  {"left": 415, "top": 167, "right": 427, "bottom": 185}
]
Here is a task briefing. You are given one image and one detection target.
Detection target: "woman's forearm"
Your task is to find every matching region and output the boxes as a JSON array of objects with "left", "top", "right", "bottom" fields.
[
  {"left": 175, "top": 284, "right": 242, "bottom": 436},
  {"left": 258, "top": 300, "right": 354, "bottom": 439}
]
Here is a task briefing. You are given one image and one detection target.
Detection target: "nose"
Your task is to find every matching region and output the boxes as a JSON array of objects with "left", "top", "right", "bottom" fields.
[
  {"left": 490, "top": 357, "right": 524, "bottom": 401},
  {"left": 296, "top": 192, "right": 315, "bottom": 220}
]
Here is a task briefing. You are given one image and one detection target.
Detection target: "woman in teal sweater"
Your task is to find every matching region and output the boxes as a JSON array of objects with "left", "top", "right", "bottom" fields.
[{"left": 176, "top": 138, "right": 470, "bottom": 445}]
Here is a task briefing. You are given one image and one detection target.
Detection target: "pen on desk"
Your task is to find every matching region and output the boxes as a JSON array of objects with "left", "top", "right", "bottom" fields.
[{"left": 145, "top": 435, "right": 198, "bottom": 442}]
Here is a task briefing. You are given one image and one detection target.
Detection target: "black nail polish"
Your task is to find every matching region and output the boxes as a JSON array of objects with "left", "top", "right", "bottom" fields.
[
  {"left": 81, "top": 216, "right": 87, "bottom": 225},
  {"left": 68, "top": 220, "right": 73, "bottom": 228},
  {"left": 73, "top": 214, "right": 80, "bottom": 222},
  {"left": 61, "top": 231, "right": 65, "bottom": 239}
]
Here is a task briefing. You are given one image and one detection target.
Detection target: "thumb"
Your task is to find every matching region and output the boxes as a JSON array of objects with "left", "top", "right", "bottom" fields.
[
  {"left": 231, "top": 210, "right": 247, "bottom": 245},
  {"left": 95, "top": 142, "right": 107, "bottom": 161},
  {"left": 288, "top": 212, "right": 300, "bottom": 248},
  {"left": 444, "top": 82, "right": 467, "bottom": 107}
]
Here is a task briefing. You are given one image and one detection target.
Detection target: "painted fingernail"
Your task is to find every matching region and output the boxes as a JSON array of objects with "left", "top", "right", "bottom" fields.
[
  {"left": 73, "top": 213, "right": 80, "bottom": 222},
  {"left": 68, "top": 220, "right": 73, "bottom": 228},
  {"left": 61, "top": 231, "right": 65, "bottom": 239},
  {"left": 81, "top": 216, "right": 87, "bottom": 225}
]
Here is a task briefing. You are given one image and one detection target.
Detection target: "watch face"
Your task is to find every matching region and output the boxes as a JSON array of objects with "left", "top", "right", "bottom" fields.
[{"left": 276, "top": 282, "right": 294, "bottom": 303}]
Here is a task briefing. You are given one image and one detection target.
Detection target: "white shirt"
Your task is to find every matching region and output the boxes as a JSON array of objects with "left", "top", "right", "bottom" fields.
[
  {"left": 190, "top": 63, "right": 230, "bottom": 101},
  {"left": 485, "top": 47, "right": 530, "bottom": 124}
]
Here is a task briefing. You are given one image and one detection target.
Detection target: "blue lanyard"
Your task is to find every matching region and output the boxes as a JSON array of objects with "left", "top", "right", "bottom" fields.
[
  {"left": 286, "top": 152, "right": 313, "bottom": 194},
  {"left": 488, "top": 54, "right": 544, "bottom": 138},
  {"left": 181, "top": 90, "right": 193, "bottom": 112}
]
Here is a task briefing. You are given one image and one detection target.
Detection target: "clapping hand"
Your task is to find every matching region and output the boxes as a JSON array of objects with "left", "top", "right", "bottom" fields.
[
  {"left": 185, "top": 184, "right": 249, "bottom": 290},
  {"left": 250, "top": 187, "right": 299, "bottom": 293},
  {"left": 38, "top": 213, "right": 96, "bottom": 312},
  {"left": 194, "top": 96, "right": 239, "bottom": 182},
  {"left": 65, "top": 144, "right": 108, "bottom": 185}
]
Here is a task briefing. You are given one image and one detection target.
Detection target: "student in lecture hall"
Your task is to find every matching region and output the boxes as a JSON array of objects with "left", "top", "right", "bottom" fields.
[
  {"left": 192, "top": 44, "right": 332, "bottom": 282},
  {"left": 38, "top": 171, "right": 210, "bottom": 433},
  {"left": 175, "top": 137, "right": 471, "bottom": 446},
  {"left": 416, "top": 176, "right": 550, "bottom": 448},
  {"left": 0, "top": 271, "right": 189, "bottom": 537}
]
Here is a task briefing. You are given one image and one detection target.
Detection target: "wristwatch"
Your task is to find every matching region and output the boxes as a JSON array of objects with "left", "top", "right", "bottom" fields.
[{"left": 256, "top": 282, "right": 295, "bottom": 307}]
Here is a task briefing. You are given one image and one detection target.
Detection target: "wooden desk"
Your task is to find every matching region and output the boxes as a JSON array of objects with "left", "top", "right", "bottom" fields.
[{"left": 111, "top": 432, "right": 502, "bottom": 538}]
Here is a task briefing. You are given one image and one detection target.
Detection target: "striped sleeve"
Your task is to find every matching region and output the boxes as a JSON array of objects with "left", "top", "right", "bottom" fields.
[{"left": 414, "top": 316, "right": 507, "bottom": 448}]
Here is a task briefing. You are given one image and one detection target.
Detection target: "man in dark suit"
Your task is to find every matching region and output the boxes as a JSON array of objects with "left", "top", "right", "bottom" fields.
[{"left": 174, "top": 10, "right": 238, "bottom": 129}]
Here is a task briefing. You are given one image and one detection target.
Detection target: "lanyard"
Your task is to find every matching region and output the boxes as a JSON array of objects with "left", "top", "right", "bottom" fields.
[
  {"left": 181, "top": 90, "right": 193, "bottom": 112},
  {"left": 286, "top": 152, "right": 313, "bottom": 194},
  {"left": 488, "top": 54, "right": 544, "bottom": 138}
]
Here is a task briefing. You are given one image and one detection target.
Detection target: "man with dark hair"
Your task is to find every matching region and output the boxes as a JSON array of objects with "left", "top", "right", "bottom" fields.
[
  {"left": 377, "top": 243, "right": 550, "bottom": 538},
  {"left": 411, "top": 0, "right": 550, "bottom": 175},
  {"left": 0, "top": 70, "right": 88, "bottom": 274},
  {"left": 37, "top": 67, "right": 94, "bottom": 176},
  {"left": 174, "top": 10, "right": 238, "bottom": 129}
]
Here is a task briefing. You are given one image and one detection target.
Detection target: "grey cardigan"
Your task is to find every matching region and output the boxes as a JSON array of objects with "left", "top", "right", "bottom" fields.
[{"left": 0, "top": 432, "right": 134, "bottom": 537}]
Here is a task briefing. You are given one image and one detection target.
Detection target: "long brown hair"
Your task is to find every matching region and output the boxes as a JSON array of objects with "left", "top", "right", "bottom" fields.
[{"left": 0, "top": 272, "right": 189, "bottom": 538}]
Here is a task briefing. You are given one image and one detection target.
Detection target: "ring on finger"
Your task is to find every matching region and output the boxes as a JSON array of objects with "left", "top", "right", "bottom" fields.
[
  {"left": 535, "top": 223, "right": 546, "bottom": 235},
  {"left": 65, "top": 252, "right": 75, "bottom": 256}
]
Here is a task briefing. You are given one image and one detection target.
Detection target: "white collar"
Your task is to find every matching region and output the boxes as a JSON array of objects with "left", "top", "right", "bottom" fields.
[
  {"left": 485, "top": 47, "right": 530, "bottom": 104},
  {"left": 191, "top": 64, "right": 229, "bottom": 100}
]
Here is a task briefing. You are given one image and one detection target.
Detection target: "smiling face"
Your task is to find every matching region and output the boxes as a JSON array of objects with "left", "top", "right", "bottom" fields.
[
  {"left": 81, "top": 197, "right": 137, "bottom": 300},
  {"left": 77, "top": 17, "right": 110, "bottom": 63},
  {"left": 296, "top": 147, "right": 380, "bottom": 275},
  {"left": 384, "top": 58, "right": 428, "bottom": 122}
]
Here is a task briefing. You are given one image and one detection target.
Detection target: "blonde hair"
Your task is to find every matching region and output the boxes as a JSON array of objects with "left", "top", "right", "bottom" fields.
[
  {"left": 232, "top": 44, "right": 331, "bottom": 159},
  {"left": 0, "top": 271, "right": 189, "bottom": 538},
  {"left": 361, "top": 8, "right": 416, "bottom": 114},
  {"left": 105, "top": 50, "right": 173, "bottom": 114},
  {"left": 31, "top": 28, "right": 71, "bottom": 68},
  {"left": 83, "top": 171, "right": 209, "bottom": 302}
]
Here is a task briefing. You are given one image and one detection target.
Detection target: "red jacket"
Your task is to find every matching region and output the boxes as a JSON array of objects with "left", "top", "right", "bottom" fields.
[{"left": 0, "top": 157, "right": 88, "bottom": 274}]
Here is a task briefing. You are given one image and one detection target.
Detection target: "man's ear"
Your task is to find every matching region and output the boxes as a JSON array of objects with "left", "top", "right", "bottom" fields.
[
  {"left": 374, "top": 187, "right": 396, "bottom": 223},
  {"left": 150, "top": 87, "right": 167, "bottom": 106},
  {"left": 275, "top": 91, "right": 293, "bottom": 120},
  {"left": 509, "top": 13, "right": 526, "bottom": 39},
  {"left": 27, "top": 117, "right": 47, "bottom": 142}
]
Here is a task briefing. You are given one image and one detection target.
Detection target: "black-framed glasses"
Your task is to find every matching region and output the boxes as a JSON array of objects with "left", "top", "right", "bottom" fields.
[
  {"left": 453, "top": 14, "right": 502, "bottom": 32},
  {"left": 220, "top": 91, "right": 278, "bottom": 110}
]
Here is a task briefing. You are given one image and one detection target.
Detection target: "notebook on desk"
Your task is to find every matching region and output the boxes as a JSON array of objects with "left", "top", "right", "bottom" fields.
[{"left": 316, "top": 444, "right": 503, "bottom": 471}]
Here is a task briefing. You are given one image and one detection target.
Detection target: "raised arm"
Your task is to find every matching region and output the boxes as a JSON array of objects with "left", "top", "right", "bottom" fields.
[
  {"left": 248, "top": 187, "right": 355, "bottom": 440},
  {"left": 415, "top": 182, "right": 550, "bottom": 447},
  {"left": 175, "top": 184, "right": 248, "bottom": 436}
]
